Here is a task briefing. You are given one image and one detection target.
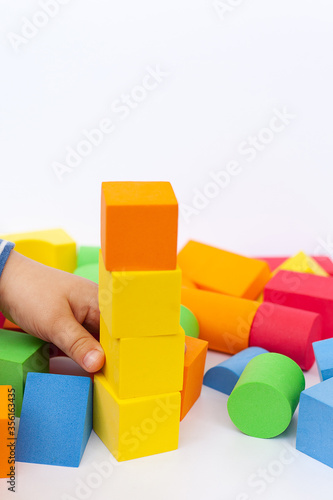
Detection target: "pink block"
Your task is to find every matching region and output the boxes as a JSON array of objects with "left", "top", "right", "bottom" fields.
[
  {"left": 264, "top": 270, "right": 333, "bottom": 339},
  {"left": 314, "top": 256, "right": 333, "bottom": 276},
  {"left": 255, "top": 257, "right": 286, "bottom": 271},
  {"left": 256, "top": 256, "right": 333, "bottom": 275},
  {"left": 0, "top": 312, "right": 4, "bottom": 329},
  {"left": 250, "top": 302, "right": 322, "bottom": 370}
]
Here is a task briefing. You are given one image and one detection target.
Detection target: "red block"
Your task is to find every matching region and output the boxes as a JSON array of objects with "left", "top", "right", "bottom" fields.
[
  {"left": 0, "top": 313, "right": 4, "bottom": 329},
  {"left": 313, "top": 256, "right": 333, "bottom": 276},
  {"left": 256, "top": 256, "right": 333, "bottom": 275},
  {"left": 250, "top": 302, "right": 322, "bottom": 371},
  {"left": 264, "top": 270, "right": 333, "bottom": 340},
  {"left": 255, "top": 257, "right": 286, "bottom": 271}
]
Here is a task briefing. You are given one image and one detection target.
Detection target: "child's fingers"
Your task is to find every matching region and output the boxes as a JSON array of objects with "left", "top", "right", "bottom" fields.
[
  {"left": 52, "top": 313, "right": 105, "bottom": 372},
  {"left": 67, "top": 277, "right": 100, "bottom": 337}
]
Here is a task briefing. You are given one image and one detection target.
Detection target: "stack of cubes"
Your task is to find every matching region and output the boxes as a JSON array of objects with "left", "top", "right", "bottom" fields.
[{"left": 93, "top": 181, "right": 185, "bottom": 461}]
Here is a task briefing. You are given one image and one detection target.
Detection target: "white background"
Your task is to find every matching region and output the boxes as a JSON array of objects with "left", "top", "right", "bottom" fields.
[{"left": 1, "top": 0, "right": 333, "bottom": 498}]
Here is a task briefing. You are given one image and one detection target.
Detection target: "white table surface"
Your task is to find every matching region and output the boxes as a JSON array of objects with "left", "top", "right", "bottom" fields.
[{"left": 0, "top": 352, "right": 329, "bottom": 500}]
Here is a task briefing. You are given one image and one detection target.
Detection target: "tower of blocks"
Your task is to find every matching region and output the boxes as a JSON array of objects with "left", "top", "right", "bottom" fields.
[{"left": 93, "top": 181, "right": 184, "bottom": 461}]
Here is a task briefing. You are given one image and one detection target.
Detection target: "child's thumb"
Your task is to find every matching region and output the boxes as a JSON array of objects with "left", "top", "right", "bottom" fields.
[{"left": 54, "top": 314, "right": 105, "bottom": 372}]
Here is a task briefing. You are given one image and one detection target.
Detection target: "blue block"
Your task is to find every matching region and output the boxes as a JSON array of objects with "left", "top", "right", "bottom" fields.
[
  {"left": 203, "top": 347, "right": 268, "bottom": 395},
  {"left": 296, "top": 377, "right": 333, "bottom": 468},
  {"left": 312, "top": 338, "right": 333, "bottom": 382},
  {"left": 16, "top": 373, "right": 92, "bottom": 467}
]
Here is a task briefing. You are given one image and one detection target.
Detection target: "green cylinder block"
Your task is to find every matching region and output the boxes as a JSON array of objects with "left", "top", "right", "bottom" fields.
[
  {"left": 227, "top": 352, "right": 305, "bottom": 438},
  {"left": 180, "top": 305, "right": 199, "bottom": 339}
]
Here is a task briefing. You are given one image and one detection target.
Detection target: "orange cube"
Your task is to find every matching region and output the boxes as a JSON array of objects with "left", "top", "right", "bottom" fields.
[
  {"left": 181, "top": 336, "right": 208, "bottom": 420},
  {"left": 101, "top": 182, "right": 178, "bottom": 271},
  {"left": 0, "top": 385, "right": 15, "bottom": 479},
  {"left": 178, "top": 240, "right": 270, "bottom": 300}
]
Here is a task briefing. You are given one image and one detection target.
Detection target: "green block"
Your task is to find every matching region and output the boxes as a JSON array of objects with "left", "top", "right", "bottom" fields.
[
  {"left": 74, "top": 264, "right": 99, "bottom": 284},
  {"left": 77, "top": 246, "right": 100, "bottom": 267},
  {"left": 180, "top": 305, "right": 199, "bottom": 338},
  {"left": 0, "top": 329, "right": 49, "bottom": 416},
  {"left": 227, "top": 352, "right": 305, "bottom": 438}
]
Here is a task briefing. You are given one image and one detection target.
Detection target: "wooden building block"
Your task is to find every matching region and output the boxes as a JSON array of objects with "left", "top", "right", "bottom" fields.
[
  {"left": 180, "top": 305, "right": 199, "bottom": 339},
  {"left": 296, "top": 377, "right": 333, "bottom": 468},
  {"left": 203, "top": 347, "right": 268, "bottom": 396},
  {"left": 0, "top": 329, "right": 49, "bottom": 416},
  {"left": 312, "top": 338, "right": 333, "bottom": 382},
  {"left": 0, "top": 385, "right": 15, "bottom": 479},
  {"left": 100, "top": 317, "right": 185, "bottom": 398},
  {"left": 99, "top": 251, "right": 181, "bottom": 338},
  {"left": 93, "top": 373, "right": 181, "bottom": 461},
  {"left": 264, "top": 270, "right": 333, "bottom": 339},
  {"left": 180, "top": 336, "right": 208, "bottom": 420},
  {"left": 181, "top": 288, "right": 260, "bottom": 354},
  {"left": 250, "top": 303, "right": 322, "bottom": 370},
  {"left": 228, "top": 353, "right": 305, "bottom": 438},
  {"left": 101, "top": 182, "right": 178, "bottom": 271},
  {"left": 16, "top": 373, "right": 92, "bottom": 467},
  {"left": 0, "top": 313, "right": 4, "bottom": 329},
  {"left": 178, "top": 241, "right": 270, "bottom": 300},
  {"left": 0, "top": 228, "right": 77, "bottom": 272}
]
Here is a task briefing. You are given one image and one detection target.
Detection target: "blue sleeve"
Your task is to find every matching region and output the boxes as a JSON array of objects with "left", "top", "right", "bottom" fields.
[{"left": 0, "top": 239, "right": 15, "bottom": 277}]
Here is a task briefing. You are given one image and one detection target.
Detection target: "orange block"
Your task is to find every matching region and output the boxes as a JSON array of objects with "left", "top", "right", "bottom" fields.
[
  {"left": 0, "top": 385, "right": 15, "bottom": 479},
  {"left": 101, "top": 182, "right": 178, "bottom": 271},
  {"left": 181, "top": 274, "right": 197, "bottom": 289},
  {"left": 181, "top": 288, "right": 260, "bottom": 354},
  {"left": 178, "top": 241, "right": 270, "bottom": 299},
  {"left": 181, "top": 336, "right": 208, "bottom": 420},
  {"left": 3, "top": 319, "right": 24, "bottom": 332}
]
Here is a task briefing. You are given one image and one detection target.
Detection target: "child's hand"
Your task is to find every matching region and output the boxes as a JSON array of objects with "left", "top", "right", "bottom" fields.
[{"left": 0, "top": 250, "right": 104, "bottom": 373}]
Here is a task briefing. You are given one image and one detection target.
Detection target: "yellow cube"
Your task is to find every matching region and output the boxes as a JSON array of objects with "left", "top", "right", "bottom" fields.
[
  {"left": 99, "top": 250, "right": 181, "bottom": 338},
  {"left": 93, "top": 373, "right": 181, "bottom": 461},
  {"left": 0, "top": 228, "right": 77, "bottom": 272},
  {"left": 100, "top": 316, "right": 185, "bottom": 398}
]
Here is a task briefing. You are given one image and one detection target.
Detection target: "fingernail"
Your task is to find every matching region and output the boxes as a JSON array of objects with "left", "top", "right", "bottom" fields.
[{"left": 83, "top": 349, "right": 103, "bottom": 370}]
